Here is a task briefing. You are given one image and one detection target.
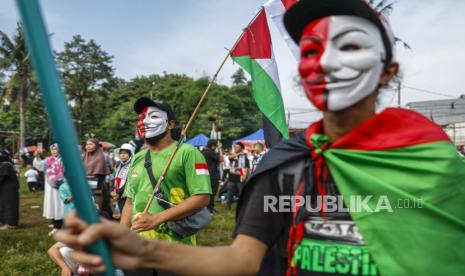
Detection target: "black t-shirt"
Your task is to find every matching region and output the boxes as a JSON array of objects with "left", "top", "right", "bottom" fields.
[
  {"left": 202, "top": 148, "right": 220, "bottom": 179},
  {"left": 234, "top": 160, "right": 379, "bottom": 276}
]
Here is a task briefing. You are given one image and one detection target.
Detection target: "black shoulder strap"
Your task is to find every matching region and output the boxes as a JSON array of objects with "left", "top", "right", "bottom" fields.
[
  {"left": 144, "top": 150, "right": 158, "bottom": 191},
  {"left": 144, "top": 150, "right": 174, "bottom": 209},
  {"left": 277, "top": 157, "right": 315, "bottom": 223}
]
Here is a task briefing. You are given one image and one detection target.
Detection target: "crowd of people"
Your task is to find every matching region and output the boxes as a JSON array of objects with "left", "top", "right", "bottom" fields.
[{"left": 0, "top": 95, "right": 267, "bottom": 275}]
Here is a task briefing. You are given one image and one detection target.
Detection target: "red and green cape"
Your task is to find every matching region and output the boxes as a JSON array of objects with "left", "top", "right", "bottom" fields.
[{"left": 250, "top": 108, "right": 465, "bottom": 275}]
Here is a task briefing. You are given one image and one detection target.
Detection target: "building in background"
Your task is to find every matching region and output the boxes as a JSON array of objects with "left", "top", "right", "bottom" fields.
[{"left": 408, "top": 96, "right": 465, "bottom": 146}]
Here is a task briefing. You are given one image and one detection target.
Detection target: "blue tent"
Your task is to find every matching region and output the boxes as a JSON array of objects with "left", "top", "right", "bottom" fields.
[
  {"left": 186, "top": 134, "right": 209, "bottom": 147},
  {"left": 233, "top": 129, "right": 265, "bottom": 144}
]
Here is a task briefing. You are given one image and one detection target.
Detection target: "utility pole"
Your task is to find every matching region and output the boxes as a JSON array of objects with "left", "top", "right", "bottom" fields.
[
  {"left": 397, "top": 81, "right": 402, "bottom": 107},
  {"left": 213, "top": 102, "right": 220, "bottom": 141}
]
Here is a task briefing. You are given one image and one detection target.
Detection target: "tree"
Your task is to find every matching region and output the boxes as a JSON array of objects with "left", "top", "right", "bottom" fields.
[
  {"left": 102, "top": 73, "right": 262, "bottom": 146},
  {"left": 0, "top": 23, "right": 34, "bottom": 149},
  {"left": 25, "top": 93, "right": 49, "bottom": 146},
  {"left": 57, "top": 35, "right": 115, "bottom": 139},
  {"left": 231, "top": 68, "right": 247, "bottom": 86}
]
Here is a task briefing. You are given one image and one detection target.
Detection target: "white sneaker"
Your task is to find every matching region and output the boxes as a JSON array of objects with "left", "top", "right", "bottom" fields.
[{"left": 48, "top": 229, "right": 58, "bottom": 236}]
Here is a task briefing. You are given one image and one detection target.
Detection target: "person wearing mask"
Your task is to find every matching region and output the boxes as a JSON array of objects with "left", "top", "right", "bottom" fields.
[
  {"left": 83, "top": 138, "right": 112, "bottom": 218},
  {"left": 201, "top": 139, "right": 223, "bottom": 213},
  {"left": 120, "top": 97, "right": 212, "bottom": 276},
  {"left": 43, "top": 144, "right": 64, "bottom": 233},
  {"left": 55, "top": 1, "right": 465, "bottom": 275},
  {"left": 0, "top": 149, "right": 19, "bottom": 230}
]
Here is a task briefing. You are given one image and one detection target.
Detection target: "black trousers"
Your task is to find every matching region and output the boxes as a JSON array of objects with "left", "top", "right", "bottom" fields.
[
  {"left": 52, "top": 219, "right": 63, "bottom": 229},
  {"left": 27, "top": 181, "right": 39, "bottom": 191},
  {"left": 208, "top": 176, "right": 220, "bottom": 212},
  {"left": 38, "top": 171, "right": 45, "bottom": 190},
  {"left": 222, "top": 169, "right": 230, "bottom": 181},
  {"left": 0, "top": 177, "right": 19, "bottom": 226},
  {"left": 226, "top": 180, "right": 242, "bottom": 208}
]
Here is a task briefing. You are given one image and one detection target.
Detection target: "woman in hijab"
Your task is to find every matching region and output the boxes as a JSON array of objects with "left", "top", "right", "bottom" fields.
[
  {"left": 0, "top": 149, "right": 19, "bottom": 230},
  {"left": 43, "top": 144, "right": 64, "bottom": 233},
  {"left": 82, "top": 138, "right": 112, "bottom": 218}
]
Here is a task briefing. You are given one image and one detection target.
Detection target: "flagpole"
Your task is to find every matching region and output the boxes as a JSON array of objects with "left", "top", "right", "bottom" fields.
[
  {"left": 142, "top": 8, "right": 265, "bottom": 214},
  {"left": 14, "top": 0, "right": 114, "bottom": 274}
]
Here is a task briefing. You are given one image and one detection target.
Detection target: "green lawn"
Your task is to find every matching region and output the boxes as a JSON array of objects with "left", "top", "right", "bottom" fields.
[{"left": 0, "top": 175, "right": 235, "bottom": 275}]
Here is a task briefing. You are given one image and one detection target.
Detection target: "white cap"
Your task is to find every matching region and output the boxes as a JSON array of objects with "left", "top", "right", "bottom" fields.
[{"left": 118, "top": 143, "right": 135, "bottom": 156}]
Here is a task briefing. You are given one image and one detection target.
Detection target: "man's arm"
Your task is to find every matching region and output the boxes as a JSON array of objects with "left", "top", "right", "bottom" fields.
[
  {"left": 132, "top": 194, "right": 209, "bottom": 233},
  {"left": 120, "top": 198, "right": 133, "bottom": 228},
  {"left": 142, "top": 234, "right": 266, "bottom": 275},
  {"left": 54, "top": 215, "right": 267, "bottom": 275}
]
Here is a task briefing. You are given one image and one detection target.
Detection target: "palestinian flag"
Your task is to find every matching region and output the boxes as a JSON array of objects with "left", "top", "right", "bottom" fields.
[
  {"left": 264, "top": 0, "right": 299, "bottom": 60},
  {"left": 230, "top": 8, "right": 289, "bottom": 139},
  {"left": 303, "top": 108, "right": 465, "bottom": 275}
]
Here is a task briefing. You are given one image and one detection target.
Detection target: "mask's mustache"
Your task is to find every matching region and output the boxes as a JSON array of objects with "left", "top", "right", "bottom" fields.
[{"left": 137, "top": 126, "right": 162, "bottom": 131}]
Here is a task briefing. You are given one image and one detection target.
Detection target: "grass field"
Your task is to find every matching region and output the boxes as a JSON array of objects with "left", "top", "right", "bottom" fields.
[{"left": 0, "top": 174, "right": 235, "bottom": 276}]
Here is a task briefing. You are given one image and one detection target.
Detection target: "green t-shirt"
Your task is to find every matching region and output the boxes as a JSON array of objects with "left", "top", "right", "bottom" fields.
[{"left": 124, "top": 142, "right": 212, "bottom": 244}]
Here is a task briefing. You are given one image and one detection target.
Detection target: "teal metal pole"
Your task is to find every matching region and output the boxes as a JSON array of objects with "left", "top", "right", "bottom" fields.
[{"left": 15, "top": 1, "right": 114, "bottom": 275}]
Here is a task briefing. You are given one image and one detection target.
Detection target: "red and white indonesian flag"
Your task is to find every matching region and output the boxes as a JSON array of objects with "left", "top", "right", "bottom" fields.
[
  {"left": 264, "top": 0, "right": 299, "bottom": 60},
  {"left": 195, "top": 164, "right": 209, "bottom": 175}
]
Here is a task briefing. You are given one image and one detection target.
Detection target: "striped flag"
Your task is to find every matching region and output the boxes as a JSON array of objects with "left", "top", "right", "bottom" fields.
[
  {"left": 195, "top": 163, "right": 209, "bottom": 175},
  {"left": 230, "top": 9, "right": 289, "bottom": 139},
  {"left": 264, "top": 0, "right": 299, "bottom": 60}
]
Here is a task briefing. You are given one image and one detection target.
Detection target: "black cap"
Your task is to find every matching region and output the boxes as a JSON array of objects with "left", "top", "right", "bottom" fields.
[
  {"left": 134, "top": 97, "right": 177, "bottom": 121},
  {"left": 284, "top": 0, "right": 393, "bottom": 64},
  {"left": 236, "top": 142, "right": 245, "bottom": 149},
  {"left": 207, "top": 139, "right": 218, "bottom": 148}
]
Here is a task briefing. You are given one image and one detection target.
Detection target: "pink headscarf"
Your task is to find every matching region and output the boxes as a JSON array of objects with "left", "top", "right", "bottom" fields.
[{"left": 45, "top": 155, "right": 64, "bottom": 187}]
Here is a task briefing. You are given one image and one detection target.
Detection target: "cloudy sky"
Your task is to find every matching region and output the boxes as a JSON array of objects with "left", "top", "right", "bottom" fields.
[{"left": 1, "top": 0, "right": 465, "bottom": 127}]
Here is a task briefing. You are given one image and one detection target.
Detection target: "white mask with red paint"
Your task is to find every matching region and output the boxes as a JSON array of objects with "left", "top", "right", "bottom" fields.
[
  {"left": 299, "top": 16, "right": 386, "bottom": 111},
  {"left": 137, "top": 106, "right": 168, "bottom": 139}
]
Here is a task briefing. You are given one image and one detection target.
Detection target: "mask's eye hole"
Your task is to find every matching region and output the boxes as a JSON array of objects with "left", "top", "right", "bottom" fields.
[
  {"left": 340, "top": 44, "right": 360, "bottom": 51},
  {"left": 305, "top": 49, "right": 320, "bottom": 57}
]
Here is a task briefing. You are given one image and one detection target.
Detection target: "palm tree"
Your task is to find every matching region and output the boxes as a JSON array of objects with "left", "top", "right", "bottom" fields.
[{"left": 0, "top": 23, "right": 34, "bottom": 150}]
